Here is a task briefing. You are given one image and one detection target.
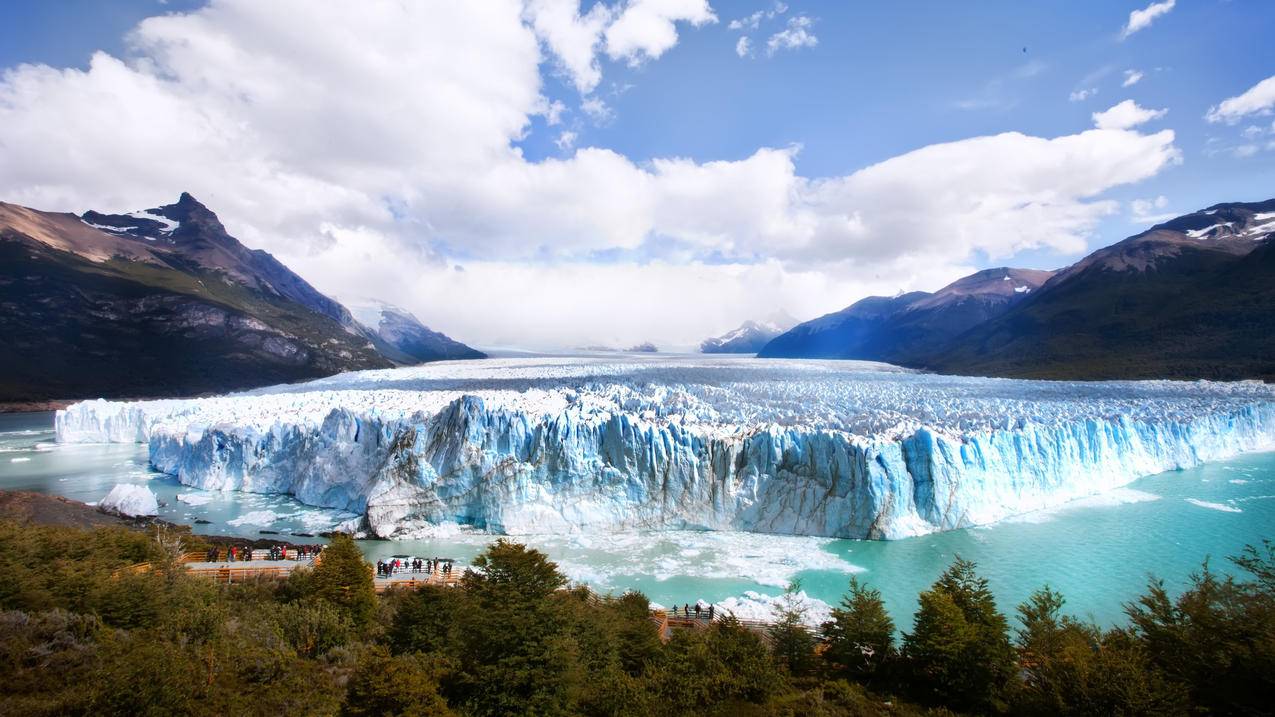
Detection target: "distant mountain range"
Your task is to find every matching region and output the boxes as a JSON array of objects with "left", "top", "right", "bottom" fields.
[
  {"left": 761, "top": 198, "right": 1275, "bottom": 381},
  {"left": 700, "top": 312, "right": 797, "bottom": 354},
  {"left": 759, "top": 268, "right": 1053, "bottom": 363},
  {"left": 343, "top": 299, "right": 485, "bottom": 363},
  {"left": 0, "top": 194, "right": 482, "bottom": 403}
]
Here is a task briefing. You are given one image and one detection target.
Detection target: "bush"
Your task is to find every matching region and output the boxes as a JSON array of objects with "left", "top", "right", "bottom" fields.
[{"left": 277, "top": 599, "right": 353, "bottom": 658}]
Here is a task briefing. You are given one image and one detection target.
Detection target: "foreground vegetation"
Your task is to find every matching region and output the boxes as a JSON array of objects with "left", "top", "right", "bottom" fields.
[{"left": 0, "top": 520, "right": 1271, "bottom": 716}]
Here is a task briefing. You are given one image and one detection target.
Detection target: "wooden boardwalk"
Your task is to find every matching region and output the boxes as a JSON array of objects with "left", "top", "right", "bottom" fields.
[{"left": 122, "top": 553, "right": 780, "bottom": 639}]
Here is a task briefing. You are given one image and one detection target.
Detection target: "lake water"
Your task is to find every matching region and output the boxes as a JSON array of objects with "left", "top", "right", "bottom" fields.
[{"left": 3, "top": 410, "right": 1272, "bottom": 628}]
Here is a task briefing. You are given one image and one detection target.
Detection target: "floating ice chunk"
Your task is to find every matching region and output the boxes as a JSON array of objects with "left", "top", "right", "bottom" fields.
[
  {"left": 714, "top": 589, "right": 832, "bottom": 628},
  {"left": 99, "top": 484, "right": 158, "bottom": 517},
  {"left": 10, "top": 457, "right": 30, "bottom": 463},
  {"left": 176, "top": 492, "right": 213, "bottom": 506},
  {"left": 1185, "top": 498, "right": 1242, "bottom": 513},
  {"left": 227, "top": 510, "right": 283, "bottom": 527}
]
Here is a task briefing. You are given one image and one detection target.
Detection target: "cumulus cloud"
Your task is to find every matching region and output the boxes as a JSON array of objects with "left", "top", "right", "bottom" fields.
[
  {"left": 766, "top": 15, "right": 817, "bottom": 56},
  {"left": 1092, "top": 99, "right": 1168, "bottom": 129},
  {"left": 1205, "top": 74, "right": 1275, "bottom": 124},
  {"left": 604, "top": 0, "right": 717, "bottom": 66},
  {"left": 735, "top": 36, "right": 752, "bottom": 58},
  {"left": 1121, "top": 0, "right": 1175, "bottom": 39},
  {"left": 0, "top": 0, "right": 1183, "bottom": 349},
  {"left": 1122, "top": 69, "right": 1144, "bottom": 87},
  {"left": 1069, "top": 87, "right": 1097, "bottom": 102},
  {"left": 524, "top": 0, "right": 713, "bottom": 92}
]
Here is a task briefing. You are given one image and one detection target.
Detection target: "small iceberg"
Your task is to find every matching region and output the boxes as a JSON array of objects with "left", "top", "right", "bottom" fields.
[{"left": 99, "top": 484, "right": 159, "bottom": 517}]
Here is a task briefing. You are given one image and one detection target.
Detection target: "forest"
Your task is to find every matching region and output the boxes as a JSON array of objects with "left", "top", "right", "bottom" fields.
[{"left": 0, "top": 519, "right": 1271, "bottom": 716}]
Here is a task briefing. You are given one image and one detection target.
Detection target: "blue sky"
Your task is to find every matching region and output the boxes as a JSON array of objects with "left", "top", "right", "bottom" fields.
[{"left": 0, "top": 1, "right": 1272, "bottom": 348}]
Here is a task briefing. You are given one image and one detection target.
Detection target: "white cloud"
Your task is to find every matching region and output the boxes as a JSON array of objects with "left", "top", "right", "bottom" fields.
[
  {"left": 1233, "top": 144, "right": 1260, "bottom": 158},
  {"left": 1121, "top": 0, "right": 1175, "bottom": 39},
  {"left": 1069, "top": 87, "right": 1097, "bottom": 102},
  {"left": 1122, "top": 69, "right": 1144, "bottom": 87},
  {"left": 580, "top": 95, "right": 615, "bottom": 123},
  {"left": 735, "top": 36, "right": 752, "bottom": 58},
  {"left": 523, "top": 0, "right": 613, "bottom": 93},
  {"left": 1092, "top": 99, "right": 1168, "bottom": 130},
  {"left": 604, "top": 0, "right": 717, "bottom": 67},
  {"left": 1129, "top": 195, "right": 1174, "bottom": 224},
  {"left": 1205, "top": 75, "right": 1275, "bottom": 124},
  {"left": 728, "top": 2, "right": 786, "bottom": 31},
  {"left": 766, "top": 15, "right": 817, "bottom": 56},
  {"left": 542, "top": 98, "right": 567, "bottom": 125},
  {"left": 0, "top": 0, "right": 1183, "bottom": 349},
  {"left": 555, "top": 130, "right": 578, "bottom": 150},
  {"left": 525, "top": 0, "right": 716, "bottom": 92}
]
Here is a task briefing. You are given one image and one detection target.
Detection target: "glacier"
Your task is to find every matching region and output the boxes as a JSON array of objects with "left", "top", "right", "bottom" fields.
[{"left": 54, "top": 356, "right": 1275, "bottom": 539}]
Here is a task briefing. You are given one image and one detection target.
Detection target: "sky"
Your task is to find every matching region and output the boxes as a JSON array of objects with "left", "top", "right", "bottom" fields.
[{"left": 1, "top": 0, "right": 1273, "bottom": 351}]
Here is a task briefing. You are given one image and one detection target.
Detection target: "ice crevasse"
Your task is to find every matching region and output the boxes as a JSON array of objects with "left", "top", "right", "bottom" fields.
[{"left": 54, "top": 357, "right": 1275, "bottom": 539}]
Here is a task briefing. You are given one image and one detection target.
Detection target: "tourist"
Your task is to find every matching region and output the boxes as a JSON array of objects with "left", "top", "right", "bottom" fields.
[
  {"left": 708, "top": 605, "right": 714, "bottom": 620},
  {"left": 695, "top": 604, "right": 701, "bottom": 618}
]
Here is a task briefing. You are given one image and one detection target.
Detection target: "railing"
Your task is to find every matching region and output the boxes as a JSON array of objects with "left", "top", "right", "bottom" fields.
[
  {"left": 188, "top": 565, "right": 293, "bottom": 583},
  {"left": 374, "top": 570, "right": 461, "bottom": 593}
]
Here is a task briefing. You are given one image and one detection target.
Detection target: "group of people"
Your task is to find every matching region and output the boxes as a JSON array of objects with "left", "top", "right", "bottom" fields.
[
  {"left": 206, "top": 543, "right": 322, "bottom": 563},
  {"left": 376, "top": 557, "right": 453, "bottom": 578},
  {"left": 669, "top": 603, "right": 715, "bottom": 621}
]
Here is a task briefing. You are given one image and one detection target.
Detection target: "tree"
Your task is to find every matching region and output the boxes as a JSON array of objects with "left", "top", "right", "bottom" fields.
[
  {"left": 341, "top": 646, "right": 453, "bottom": 717},
  {"left": 821, "top": 576, "right": 895, "bottom": 681},
  {"left": 658, "top": 616, "right": 784, "bottom": 712},
  {"left": 453, "top": 540, "right": 572, "bottom": 716},
  {"left": 389, "top": 584, "right": 463, "bottom": 655},
  {"left": 903, "top": 557, "right": 1014, "bottom": 712},
  {"left": 310, "top": 533, "right": 376, "bottom": 628},
  {"left": 1125, "top": 555, "right": 1275, "bottom": 715},
  {"left": 768, "top": 581, "right": 818, "bottom": 677}
]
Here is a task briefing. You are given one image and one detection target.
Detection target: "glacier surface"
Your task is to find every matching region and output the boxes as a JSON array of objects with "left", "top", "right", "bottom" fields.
[{"left": 55, "top": 356, "right": 1275, "bottom": 539}]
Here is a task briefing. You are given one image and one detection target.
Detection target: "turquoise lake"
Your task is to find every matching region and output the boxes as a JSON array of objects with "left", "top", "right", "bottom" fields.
[{"left": 3, "top": 410, "right": 1272, "bottom": 628}]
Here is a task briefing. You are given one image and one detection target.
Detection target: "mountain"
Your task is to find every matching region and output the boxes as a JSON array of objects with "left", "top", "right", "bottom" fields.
[
  {"left": 0, "top": 194, "right": 397, "bottom": 403},
  {"left": 928, "top": 199, "right": 1275, "bottom": 380},
  {"left": 700, "top": 312, "right": 797, "bottom": 354},
  {"left": 343, "top": 300, "right": 485, "bottom": 363},
  {"left": 759, "top": 267, "right": 1054, "bottom": 362}
]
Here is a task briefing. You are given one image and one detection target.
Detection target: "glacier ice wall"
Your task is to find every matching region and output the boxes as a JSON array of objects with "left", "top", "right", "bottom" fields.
[{"left": 54, "top": 357, "right": 1275, "bottom": 539}]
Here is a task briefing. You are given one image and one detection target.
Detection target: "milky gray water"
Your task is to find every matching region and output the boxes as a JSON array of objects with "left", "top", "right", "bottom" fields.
[{"left": 3, "top": 410, "right": 1272, "bottom": 627}]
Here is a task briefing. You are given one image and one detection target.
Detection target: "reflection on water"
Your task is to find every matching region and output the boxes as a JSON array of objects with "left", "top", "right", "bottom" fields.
[{"left": 3, "top": 410, "right": 1272, "bottom": 627}]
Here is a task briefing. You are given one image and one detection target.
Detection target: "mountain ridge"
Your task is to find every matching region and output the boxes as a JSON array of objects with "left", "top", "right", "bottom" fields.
[{"left": 0, "top": 194, "right": 480, "bottom": 403}]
